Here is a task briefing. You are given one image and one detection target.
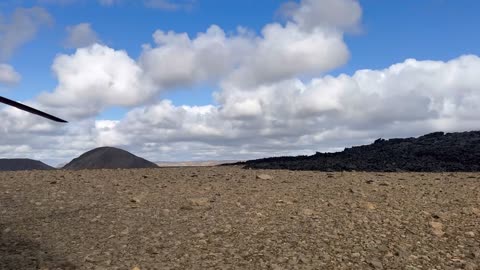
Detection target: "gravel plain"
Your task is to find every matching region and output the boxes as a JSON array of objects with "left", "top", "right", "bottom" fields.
[{"left": 0, "top": 166, "right": 479, "bottom": 269}]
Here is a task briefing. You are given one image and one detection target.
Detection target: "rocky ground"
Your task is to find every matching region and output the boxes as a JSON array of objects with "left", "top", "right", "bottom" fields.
[{"left": 0, "top": 166, "right": 479, "bottom": 269}]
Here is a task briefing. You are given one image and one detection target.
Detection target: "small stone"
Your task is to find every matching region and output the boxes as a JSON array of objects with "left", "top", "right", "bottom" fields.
[
  {"left": 256, "top": 174, "right": 273, "bottom": 180},
  {"left": 130, "top": 197, "right": 140, "bottom": 203},
  {"left": 91, "top": 214, "right": 102, "bottom": 222},
  {"left": 365, "top": 202, "right": 376, "bottom": 210},
  {"left": 464, "top": 263, "right": 477, "bottom": 270},
  {"left": 255, "top": 212, "right": 265, "bottom": 218},
  {"left": 465, "top": 231, "right": 475, "bottom": 237},
  {"left": 236, "top": 202, "right": 245, "bottom": 209},
  {"left": 84, "top": 256, "right": 96, "bottom": 263},
  {"left": 194, "top": 233, "right": 205, "bottom": 238},
  {"left": 368, "top": 258, "right": 384, "bottom": 269},
  {"left": 430, "top": 221, "right": 443, "bottom": 230},
  {"left": 352, "top": 252, "right": 361, "bottom": 258},
  {"left": 146, "top": 247, "right": 159, "bottom": 254},
  {"left": 430, "top": 221, "right": 444, "bottom": 236},
  {"left": 188, "top": 198, "right": 210, "bottom": 207},
  {"left": 302, "top": 209, "right": 314, "bottom": 216},
  {"left": 472, "top": 207, "right": 480, "bottom": 216},
  {"left": 132, "top": 267, "right": 141, "bottom": 270}
]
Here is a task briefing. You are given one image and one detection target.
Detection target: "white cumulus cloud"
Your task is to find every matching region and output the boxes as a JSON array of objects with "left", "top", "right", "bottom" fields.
[
  {"left": 139, "top": 25, "right": 253, "bottom": 89},
  {"left": 0, "top": 7, "right": 53, "bottom": 60},
  {"left": 38, "top": 44, "right": 154, "bottom": 119},
  {"left": 0, "top": 64, "right": 21, "bottom": 85},
  {"left": 65, "top": 23, "right": 100, "bottom": 48},
  {"left": 38, "top": 0, "right": 358, "bottom": 117},
  {"left": 222, "top": 22, "right": 350, "bottom": 89},
  {"left": 283, "top": 0, "right": 362, "bottom": 32}
]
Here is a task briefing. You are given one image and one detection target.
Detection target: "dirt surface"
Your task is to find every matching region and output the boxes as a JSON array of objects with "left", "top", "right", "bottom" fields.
[{"left": 1, "top": 166, "right": 479, "bottom": 269}]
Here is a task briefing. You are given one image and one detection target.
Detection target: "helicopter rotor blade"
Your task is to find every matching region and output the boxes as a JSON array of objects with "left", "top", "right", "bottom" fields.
[{"left": 0, "top": 96, "right": 68, "bottom": 123}]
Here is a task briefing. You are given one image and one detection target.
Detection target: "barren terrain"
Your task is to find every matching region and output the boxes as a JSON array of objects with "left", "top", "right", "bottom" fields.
[{"left": 1, "top": 166, "right": 479, "bottom": 269}]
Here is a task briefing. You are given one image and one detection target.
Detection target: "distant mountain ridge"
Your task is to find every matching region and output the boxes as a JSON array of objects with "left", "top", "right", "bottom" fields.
[
  {"left": 157, "top": 160, "right": 240, "bottom": 167},
  {"left": 63, "top": 147, "right": 158, "bottom": 170},
  {"left": 0, "top": 159, "right": 54, "bottom": 171},
  {"left": 240, "top": 131, "right": 480, "bottom": 172}
]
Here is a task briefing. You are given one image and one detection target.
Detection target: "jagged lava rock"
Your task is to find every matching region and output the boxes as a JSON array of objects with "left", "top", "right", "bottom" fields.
[{"left": 242, "top": 131, "right": 480, "bottom": 172}]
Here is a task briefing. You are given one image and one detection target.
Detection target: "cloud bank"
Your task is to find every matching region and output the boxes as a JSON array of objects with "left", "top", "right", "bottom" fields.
[{"left": 3, "top": 0, "right": 480, "bottom": 165}]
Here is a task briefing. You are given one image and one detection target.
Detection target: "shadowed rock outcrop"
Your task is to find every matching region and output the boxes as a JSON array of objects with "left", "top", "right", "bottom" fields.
[
  {"left": 0, "top": 159, "right": 54, "bottom": 171},
  {"left": 240, "top": 131, "right": 480, "bottom": 172},
  {"left": 63, "top": 147, "right": 158, "bottom": 170}
]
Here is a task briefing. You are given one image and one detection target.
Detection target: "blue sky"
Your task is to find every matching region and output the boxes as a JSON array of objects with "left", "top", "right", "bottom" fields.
[
  {"left": 3, "top": 0, "right": 282, "bottom": 108},
  {"left": 4, "top": 0, "right": 480, "bottom": 115},
  {"left": 2, "top": 0, "right": 480, "bottom": 164}
]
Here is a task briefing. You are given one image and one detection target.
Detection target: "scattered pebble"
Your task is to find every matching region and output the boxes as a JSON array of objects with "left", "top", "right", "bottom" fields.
[
  {"left": 302, "top": 208, "right": 314, "bottom": 216},
  {"left": 256, "top": 174, "right": 273, "bottom": 180},
  {"left": 368, "top": 258, "right": 384, "bottom": 269},
  {"left": 365, "top": 202, "right": 376, "bottom": 210},
  {"left": 188, "top": 197, "right": 210, "bottom": 207},
  {"left": 430, "top": 221, "right": 445, "bottom": 237}
]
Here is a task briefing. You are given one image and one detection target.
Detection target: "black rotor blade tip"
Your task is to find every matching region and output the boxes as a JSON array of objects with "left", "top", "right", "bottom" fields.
[{"left": 0, "top": 96, "right": 68, "bottom": 123}]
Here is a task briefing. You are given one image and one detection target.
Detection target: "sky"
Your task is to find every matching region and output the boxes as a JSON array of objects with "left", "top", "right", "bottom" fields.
[{"left": 1, "top": 0, "right": 480, "bottom": 166}]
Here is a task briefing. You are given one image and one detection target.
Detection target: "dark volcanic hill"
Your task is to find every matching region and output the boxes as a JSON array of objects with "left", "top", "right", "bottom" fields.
[
  {"left": 241, "top": 131, "right": 480, "bottom": 172},
  {"left": 0, "top": 159, "right": 54, "bottom": 171},
  {"left": 63, "top": 147, "right": 159, "bottom": 170}
]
